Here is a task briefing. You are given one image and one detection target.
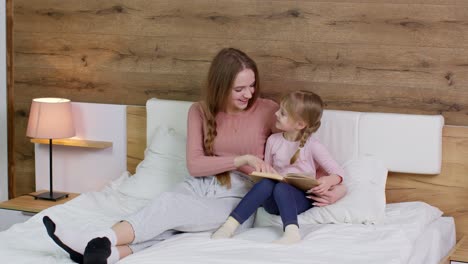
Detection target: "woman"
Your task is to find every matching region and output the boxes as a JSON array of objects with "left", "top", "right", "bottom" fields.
[{"left": 43, "top": 48, "right": 279, "bottom": 264}]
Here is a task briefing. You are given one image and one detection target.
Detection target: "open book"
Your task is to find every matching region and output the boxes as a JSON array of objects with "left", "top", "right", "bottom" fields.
[{"left": 249, "top": 171, "right": 319, "bottom": 191}]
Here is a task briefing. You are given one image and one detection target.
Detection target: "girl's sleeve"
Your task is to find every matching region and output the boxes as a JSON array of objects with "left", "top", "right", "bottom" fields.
[
  {"left": 309, "top": 140, "right": 345, "bottom": 179},
  {"left": 186, "top": 103, "right": 237, "bottom": 177}
]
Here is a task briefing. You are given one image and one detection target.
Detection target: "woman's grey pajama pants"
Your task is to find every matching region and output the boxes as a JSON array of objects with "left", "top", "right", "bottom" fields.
[{"left": 124, "top": 172, "right": 254, "bottom": 252}]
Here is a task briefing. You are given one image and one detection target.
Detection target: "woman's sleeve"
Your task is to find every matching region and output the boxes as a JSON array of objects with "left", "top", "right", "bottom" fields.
[
  {"left": 309, "top": 141, "right": 345, "bottom": 178},
  {"left": 186, "top": 103, "right": 237, "bottom": 177},
  {"left": 264, "top": 135, "right": 274, "bottom": 166}
]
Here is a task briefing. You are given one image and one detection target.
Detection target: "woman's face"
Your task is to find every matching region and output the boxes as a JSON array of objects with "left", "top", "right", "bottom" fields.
[{"left": 226, "top": 68, "right": 255, "bottom": 113}]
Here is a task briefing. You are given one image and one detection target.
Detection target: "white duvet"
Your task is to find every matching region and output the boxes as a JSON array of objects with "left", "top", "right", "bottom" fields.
[{"left": 0, "top": 178, "right": 453, "bottom": 264}]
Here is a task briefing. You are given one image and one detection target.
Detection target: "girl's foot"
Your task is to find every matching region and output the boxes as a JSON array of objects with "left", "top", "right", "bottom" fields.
[
  {"left": 272, "top": 224, "right": 301, "bottom": 245},
  {"left": 211, "top": 216, "right": 240, "bottom": 239}
]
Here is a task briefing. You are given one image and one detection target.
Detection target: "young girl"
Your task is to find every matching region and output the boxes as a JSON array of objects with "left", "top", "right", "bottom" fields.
[{"left": 212, "top": 90, "right": 346, "bottom": 244}]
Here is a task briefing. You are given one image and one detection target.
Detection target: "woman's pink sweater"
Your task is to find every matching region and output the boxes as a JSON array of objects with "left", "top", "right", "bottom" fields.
[{"left": 186, "top": 98, "right": 278, "bottom": 177}]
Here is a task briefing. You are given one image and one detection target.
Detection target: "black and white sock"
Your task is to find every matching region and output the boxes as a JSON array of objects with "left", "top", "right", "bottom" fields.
[
  {"left": 43, "top": 216, "right": 117, "bottom": 263},
  {"left": 83, "top": 237, "right": 120, "bottom": 264}
]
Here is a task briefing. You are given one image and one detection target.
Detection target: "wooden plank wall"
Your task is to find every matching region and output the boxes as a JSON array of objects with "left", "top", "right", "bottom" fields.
[{"left": 12, "top": 0, "right": 468, "bottom": 196}]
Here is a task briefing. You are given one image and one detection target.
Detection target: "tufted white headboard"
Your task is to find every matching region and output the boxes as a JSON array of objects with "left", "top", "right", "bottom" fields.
[
  {"left": 316, "top": 110, "right": 444, "bottom": 174},
  {"left": 146, "top": 98, "right": 444, "bottom": 175}
]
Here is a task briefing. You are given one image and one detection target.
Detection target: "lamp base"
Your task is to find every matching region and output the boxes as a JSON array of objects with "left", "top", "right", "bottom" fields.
[{"left": 33, "top": 191, "right": 69, "bottom": 201}]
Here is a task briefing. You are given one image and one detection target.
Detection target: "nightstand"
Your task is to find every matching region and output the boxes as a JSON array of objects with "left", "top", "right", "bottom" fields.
[
  {"left": 0, "top": 190, "right": 79, "bottom": 231},
  {"left": 450, "top": 236, "right": 468, "bottom": 264}
]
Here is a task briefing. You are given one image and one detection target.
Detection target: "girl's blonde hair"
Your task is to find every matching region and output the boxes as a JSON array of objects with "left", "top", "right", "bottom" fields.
[
  {"left": 280, "top": 90, "right": 324, "bottom": 164},
  {"left": 201, "top": 48, "right": 260, "bottom": 188}
]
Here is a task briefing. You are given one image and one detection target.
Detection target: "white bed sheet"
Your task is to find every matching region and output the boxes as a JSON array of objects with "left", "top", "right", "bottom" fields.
[
  {"left": 408, "top": 217, "right": 455, "bottom": 264},
  {"left": 119, "top": 217, "right": 454, "bottom": 264},
  {"left": 0, "top": 179, "right": 455, "bottom": 264}
]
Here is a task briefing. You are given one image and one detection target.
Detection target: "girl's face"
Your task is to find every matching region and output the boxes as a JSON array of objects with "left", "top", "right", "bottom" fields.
[
  {"left": 226, "top": 68, "right": 255, "bottom": 113},
  {"left": 275, "top": 106, "right": 305, "bottom": 133}
]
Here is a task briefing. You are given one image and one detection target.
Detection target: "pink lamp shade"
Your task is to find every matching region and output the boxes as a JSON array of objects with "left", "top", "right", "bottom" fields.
[{"left": 26, "top": 98, "right": 76, "bottom": 139}]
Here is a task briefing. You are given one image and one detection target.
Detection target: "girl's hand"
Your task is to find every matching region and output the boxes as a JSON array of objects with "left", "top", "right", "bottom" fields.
[
  {"left": 307, "top": 184, "right": 347, "bottom": 207},
  {"left": 307, "top": 176, "right": 334, "bottom": 196}
]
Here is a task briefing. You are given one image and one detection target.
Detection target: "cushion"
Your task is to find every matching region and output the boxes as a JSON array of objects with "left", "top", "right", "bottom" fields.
[
  {"left": 254, "top": 155, "right": 388, "bottom": 226},
  {"left": 314, "top": 110, "right": 361, "bottom": 166},
  {"left": 146, "top": 98, "right": 193, "bottom": 144},
  {"left": 118, "top": 126, "right": 189, "bottom": 199},
  {"left": 358, "top": 112, "right": 444, "bottom": 174}
]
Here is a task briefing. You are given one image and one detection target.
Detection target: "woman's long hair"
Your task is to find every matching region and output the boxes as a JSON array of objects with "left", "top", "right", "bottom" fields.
[
  {"left": 201, "top": 48, "right": 260, "bottom": 188},
  {"left": 280, "top": 91, "right": 324, "bottom": 164}
]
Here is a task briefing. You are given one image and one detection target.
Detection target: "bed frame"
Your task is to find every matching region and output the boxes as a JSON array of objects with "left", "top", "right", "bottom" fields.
[{"left": 126, "top": 105, "right": 468, "bottom": 243}]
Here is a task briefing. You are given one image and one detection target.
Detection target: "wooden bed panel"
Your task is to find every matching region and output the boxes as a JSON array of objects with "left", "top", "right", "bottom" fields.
[
  {"left": 126, "top": 106, "right": 468, "bottom": 240},
  {"left": 126, "top": 106, "right": 146, "bottom": 174}
]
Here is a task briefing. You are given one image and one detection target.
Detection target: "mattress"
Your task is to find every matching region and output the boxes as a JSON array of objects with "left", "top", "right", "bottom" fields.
[{"left": 0, "top": 180, "right": 455, "bottom": 264}]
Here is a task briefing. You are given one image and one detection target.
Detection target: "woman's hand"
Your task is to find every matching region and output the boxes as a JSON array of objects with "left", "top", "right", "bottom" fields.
[
  {"left": 306, "top": 184, "right": 347, "bottom": 207},
  {"left": 234, "top": 155, "right": 276, "bottom": 173}
]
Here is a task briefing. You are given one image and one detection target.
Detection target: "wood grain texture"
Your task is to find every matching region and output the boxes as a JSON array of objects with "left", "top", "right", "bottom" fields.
[
  {"left": 11, "top": 0, "right": 468, "bottom": 196},
  {"left": 30, "top": 138, "right": 112, "bottom": 149},
  {"left": 451, "top": 236, "right": 468, "bottom": 262},
  {"left": 0, "top": 190, "right": 79, "bottom": 213},
  {"left": 126, "top": 106, "right": 146, "bottom": 174},
  {"left": 7, "top": 0, "right": 15, "bottom": 199},
  {"left": 12, "top": 1, "right": 468, "bottom": 47}
]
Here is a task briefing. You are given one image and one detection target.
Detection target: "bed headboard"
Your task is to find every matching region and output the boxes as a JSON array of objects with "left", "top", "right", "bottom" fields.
[{"left": 126, "top": 102, "right": 468, "bottom": 241}]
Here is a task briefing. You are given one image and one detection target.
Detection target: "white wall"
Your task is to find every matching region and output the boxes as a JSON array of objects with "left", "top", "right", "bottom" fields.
[
  {"left": 0, "top": 0, "right": 8, "bottom": 202},
  {"left": 35, "top": 102, "right": 127, "bottom": 193}
]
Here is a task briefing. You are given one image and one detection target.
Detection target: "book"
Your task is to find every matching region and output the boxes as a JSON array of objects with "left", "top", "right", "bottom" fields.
[{"left": 249, "top": 171, "right": 320, "bottom": 191}]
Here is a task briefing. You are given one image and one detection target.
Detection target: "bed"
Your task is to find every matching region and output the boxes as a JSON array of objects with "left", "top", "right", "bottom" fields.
[{"left": 0, "top": 97, "right": 462, "bottom": 264}]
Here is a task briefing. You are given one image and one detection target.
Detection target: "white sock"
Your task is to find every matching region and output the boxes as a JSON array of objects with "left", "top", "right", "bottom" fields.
[
  {"left": 211, "top": 216, "right": 240, "bottom": 239},
  {"left": 55, "top": 225, "right": 117, "bottom": 254},
  {"left": 107, "top": 247, "right": 120, "bottom": 264},
  {"left": 273, "top": 224, "right": 301, "bottom": 245}
]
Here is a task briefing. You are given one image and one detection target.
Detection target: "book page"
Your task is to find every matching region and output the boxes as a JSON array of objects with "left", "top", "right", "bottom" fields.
[
  {"left": 284, "top": 174, "right": 319, "bottom": 191},
  {"left": 249, "top": 171, "right": 284, "bottom": 181}
]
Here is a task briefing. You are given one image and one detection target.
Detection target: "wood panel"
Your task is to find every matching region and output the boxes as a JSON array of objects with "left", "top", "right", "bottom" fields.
[
  {"left": 126, "top": 106, "right": 146, "bottom": 174},
  {"left": 12, "top": 31, "right": 468, "bottom": 124},
  {"left": 13, "top": 1, "right": 468, "bottom": 48},
  {"left": 7, "top": 0, "right": 14, "bottom": 198},
  {"left": 30, "top": 138, "right": 112, "bottom": 149},
  {"left": 386, "top": 125, "right": 468, "bottom": 241},
  {"left": 13, "top": 102, "right": 35, "bottom": 196},
  {"left": 0, "top": 190, "right": 79, "bottom": 213},
  {"left": 11, "top": 0, "right": 468, "bottom": 196},
  {"left": 14, "top": 66, "right": 468, "bottom": 125},
  {"left": 14, "top": 32, "right": 468, "bottom": 89},
  {"left": 451, "top": 236, "right": 468, "bottom": 262}
]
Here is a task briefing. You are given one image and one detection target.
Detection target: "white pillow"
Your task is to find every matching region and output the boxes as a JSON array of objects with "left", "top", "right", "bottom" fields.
[
  {"left": 254, "top": 156, "right": 388, "bottom": 227},
  {"left": 118, "top": 126, "right": 189, "bottom": 199}
]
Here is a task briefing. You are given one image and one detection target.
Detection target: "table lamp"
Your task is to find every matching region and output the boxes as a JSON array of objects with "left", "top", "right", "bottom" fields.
[{"left": 26, "top": 98, "right": 75, "bottom": 201}]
